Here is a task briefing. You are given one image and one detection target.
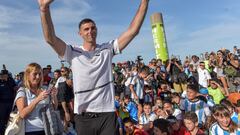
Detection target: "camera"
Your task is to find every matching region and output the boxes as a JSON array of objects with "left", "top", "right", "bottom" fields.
[{"left": 136, "top": 55, "right": 143, "bottom": 62}]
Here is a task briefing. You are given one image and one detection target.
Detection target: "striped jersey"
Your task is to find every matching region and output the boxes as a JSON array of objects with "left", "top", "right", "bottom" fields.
[
  {"left": 139, "top": 112, "right": 156, "bottom": 125},
  {"left": 209, "top": 122, "right": 240, "bottom": 135},
  {"left": 180, "top": 98, "right": 211, "bottom": 124},
  {"left": 130, "top": 75, "right": 144, "bottom": 100},
  {"left": 231, "top": 112, "right": 239, "bottom": 125}
]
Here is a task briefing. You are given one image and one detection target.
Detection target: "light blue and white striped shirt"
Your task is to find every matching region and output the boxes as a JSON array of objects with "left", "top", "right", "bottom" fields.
[
  {"left": 180, "top": 98, "right": 211, "bottom": 124},
  {"left": 139, "top": 112, "right": 156, "bottom": 125},
  {"left": 209, "top": 122, "right": 240, "bottom": 135},
  {"left": 130, "top": 75, "right": 144, "bottom": 100},
  {"left": 231, "top": 112, "right": 239, "bottom": 125}
]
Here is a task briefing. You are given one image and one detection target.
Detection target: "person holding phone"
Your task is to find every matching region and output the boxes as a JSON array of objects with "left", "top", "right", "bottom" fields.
[{"left": 15, "top": 63, "right": 58, "bottom": 135}]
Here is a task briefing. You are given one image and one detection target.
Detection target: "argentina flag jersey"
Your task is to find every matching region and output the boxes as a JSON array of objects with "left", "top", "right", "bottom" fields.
[
  {"left": 180, "top": 98, "right": 211, "bottom": 125},
  {"left": 209, "top": 122, "right": 240, "bottom": 135}
]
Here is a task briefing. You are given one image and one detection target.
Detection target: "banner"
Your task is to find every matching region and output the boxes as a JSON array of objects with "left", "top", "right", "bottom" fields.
[{"left": 150, "top": 13, "right": 169, "bottom": 62}]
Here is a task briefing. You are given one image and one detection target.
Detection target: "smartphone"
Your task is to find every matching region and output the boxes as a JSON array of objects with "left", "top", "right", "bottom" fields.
[{"left": 47, "top": 84, "right": 54, "bottom": 93}]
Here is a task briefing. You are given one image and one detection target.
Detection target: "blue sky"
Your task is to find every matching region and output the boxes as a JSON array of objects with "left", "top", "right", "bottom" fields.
[{"left": 0, "top": 0, "right": 240, "bottom": 74}]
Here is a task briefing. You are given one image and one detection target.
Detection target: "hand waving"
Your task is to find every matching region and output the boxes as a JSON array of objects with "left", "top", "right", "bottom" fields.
[{"left": 38, "top": 0, "right": 54, "bottom": 9}]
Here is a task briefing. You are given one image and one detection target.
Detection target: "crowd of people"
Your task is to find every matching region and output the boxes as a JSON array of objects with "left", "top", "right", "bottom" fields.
[
  {"left": 1, "top": 0, "right": 240, "bottom": 134},
  {"left": 0, "top": 46, "right": 240, "bottom": 135}
]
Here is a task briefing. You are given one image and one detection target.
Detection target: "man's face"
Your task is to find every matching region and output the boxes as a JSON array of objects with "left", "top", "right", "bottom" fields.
[
  {"left": 79, "top": 22, "right": 97, "bottom": 43},
  {"left": 163, "top": 103, "right": 173, "bottom": 115},
  {"left": 54, "top": 72, "right": 60, "bottom": 79}
]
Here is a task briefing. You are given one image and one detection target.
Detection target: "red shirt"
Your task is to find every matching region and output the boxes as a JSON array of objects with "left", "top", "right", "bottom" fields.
[
  {"left": 184, "top": 129, "right": 205, "bottom": 135},
  {"left": 133, "top": 128, "right": 149, "bottom": 135},
  {"left": 171, "top": 126, "right": 187, "bottom": 135}
]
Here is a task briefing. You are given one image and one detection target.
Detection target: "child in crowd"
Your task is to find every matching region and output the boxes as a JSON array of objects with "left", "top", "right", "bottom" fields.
[
  {"left": 139, "top": 102, "right": 156, "bottom": 132},
  {"left": 155, "top": 106, "right": 168, "bottom": 119},
  {"left": 114, "top": 93, "right": 124, "bottom": 135},
  {"left": 183, "top": 111, "right": 206, "bottom": 135},
  {"left": 121, "top": 95, "right": 139, "bottom": 124},
  {"left": 220, "top": 99, "right": 239, "bottom": 125},
  {"left": 129, "top": 66, "right": 150, "bottom": 105},
  {"left": 207, "top": 79, "right": 225, "bottom": 104},
  {"left": 153, "top": 119, "right": 170, "bottom": 135},
  {"left": 167, "top": 116, "right": 186, "bottom": 135},
  {"left": 209, "top": 105, "right": 240, "bottom": 135},
  {"left": 123, "top": 118, "right": 148, "bottom": 135},
  {"left": 171, "top": 92, "right": 182, "bottom": 109},
  {"left": 157, "top": 81, "right": 172, "bottom": 101},
  {"left": 144, "top": 84, "right": 154, "bottom": 104},
  {"left": 152, "top": 97, "right": 163, "bottom": 111},
  {"left": 180, "top": 84, "right": 211, "bottom": 128}
]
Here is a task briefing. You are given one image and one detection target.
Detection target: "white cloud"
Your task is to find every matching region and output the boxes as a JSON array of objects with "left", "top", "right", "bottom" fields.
[
  {"left": 51, "top": 0, "right": 92, "bottom": 25},
  {"left": 0, "top": 0, "right": 92, "bottom": 74}
]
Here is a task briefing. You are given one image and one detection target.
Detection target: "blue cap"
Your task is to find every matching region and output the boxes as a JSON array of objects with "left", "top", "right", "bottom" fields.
[{"left": 199, "top": 88, "right": 208, "bottom": 95}]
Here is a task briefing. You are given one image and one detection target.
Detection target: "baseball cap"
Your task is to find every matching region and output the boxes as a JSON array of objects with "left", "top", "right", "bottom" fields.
[{"left": 199, "top": 88, "right": 208, "bottom": 95}]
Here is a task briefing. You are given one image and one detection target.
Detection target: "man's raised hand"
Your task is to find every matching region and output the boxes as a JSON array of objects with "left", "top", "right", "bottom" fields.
[{"left": 38, "top": 0, "right": 54, "bottom": 10}]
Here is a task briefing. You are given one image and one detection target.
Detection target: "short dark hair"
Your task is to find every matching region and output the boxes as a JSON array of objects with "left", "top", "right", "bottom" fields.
[
  {"left": 123, "top": 117, "right": 132, "bottom": 124},
  {"left": 163, "top": 99, "right": 173, "bottom": 106},
  {"left": 187, "top": 84, "right": 199, "bottom": 93},
  {"left": 54, "top": 69, "right": 61, "bottom": 74},
  {"left": 78, "top": 18, "right": 96, "bottom": 29},
  {"left": 184, "top": 111, "right": 198, "bottom": 123},
  {"left": 124, "top": 95, "right": 130, "bottom": 100},
  {"left": 143, "top": 102, "right": 152, "bottom": 107},
  {"left": 153, "top": 119, "right": 170, "bottom": 134},
  {"left": 139, "top": 66, "right": 150, "bottom": 74}
]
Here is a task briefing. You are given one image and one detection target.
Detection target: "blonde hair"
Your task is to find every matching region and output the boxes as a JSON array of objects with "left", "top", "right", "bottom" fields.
[{"left": 23, "top": 63, "right": 43, "bottom": 89}]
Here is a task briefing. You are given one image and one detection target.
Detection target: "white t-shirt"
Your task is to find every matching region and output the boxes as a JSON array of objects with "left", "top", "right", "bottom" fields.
[
  {"left": 15, "top": 87, "right": 48, "bottom": 132},
  {"left": 54, "top": 76, "right": 66, "bottom": 89},
  {"left": 197, "top": 68, "right": 211, "bottom": 88},
  {"left": 61, "top": 39, "right": 120, "bottom": 114}
]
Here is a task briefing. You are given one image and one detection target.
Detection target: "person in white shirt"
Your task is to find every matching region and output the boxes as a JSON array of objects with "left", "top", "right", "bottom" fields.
[
  {"left": 197, "top": 62, "right": 211, "bottom": 88},
  {"left": 38, "top": 0, "right": 150, "bottom": 134}
]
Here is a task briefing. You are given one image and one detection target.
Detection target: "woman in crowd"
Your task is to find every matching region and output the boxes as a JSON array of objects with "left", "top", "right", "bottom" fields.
[
  {"left": 15, "top": 63, "right": 58, "bottom": 135},
  {"left": 55, "top": 66, "right": 74, "bottom": 133}
]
